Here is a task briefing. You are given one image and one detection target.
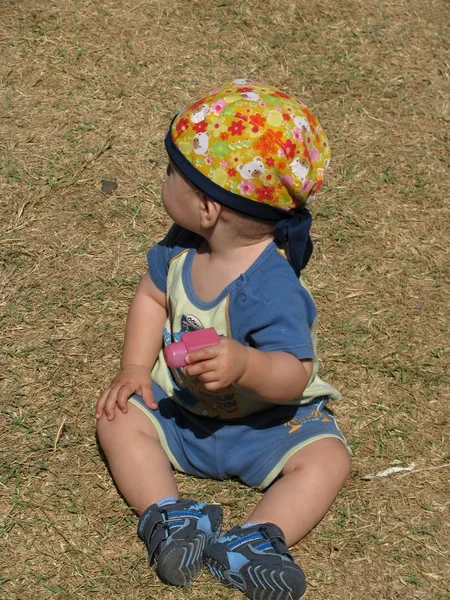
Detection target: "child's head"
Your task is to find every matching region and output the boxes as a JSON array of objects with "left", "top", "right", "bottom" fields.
[
  {"left": 162, "top": 161, "right": 277, "bottom": 242},
  {"left": 164, "top": 79, "right": 331, "bottom": 272}
]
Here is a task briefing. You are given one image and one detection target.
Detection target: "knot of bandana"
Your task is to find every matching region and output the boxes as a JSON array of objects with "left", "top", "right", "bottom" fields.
[{"left": 275, "top": 209, "right": 313, "bottom": 276}]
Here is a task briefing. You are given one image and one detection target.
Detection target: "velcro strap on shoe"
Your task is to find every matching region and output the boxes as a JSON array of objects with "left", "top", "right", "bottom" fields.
[
  {"left": 138, "top": 505, "right": 169, "bottom": 564},
  {"left": 260, "top": 524, "right": 293, "bottom": 560},
  {"left": 146, "top": 524, "right": 168, "bottom": 565}
]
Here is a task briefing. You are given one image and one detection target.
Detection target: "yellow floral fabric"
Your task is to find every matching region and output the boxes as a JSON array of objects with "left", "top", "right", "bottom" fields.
[{"left": 169, "top": 79, "right": 331, "bottom": 212}]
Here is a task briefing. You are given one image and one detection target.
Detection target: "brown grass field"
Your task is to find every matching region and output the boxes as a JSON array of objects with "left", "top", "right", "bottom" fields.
[{"left": 1, "top": 1, "right": 449, "bottom": 598}]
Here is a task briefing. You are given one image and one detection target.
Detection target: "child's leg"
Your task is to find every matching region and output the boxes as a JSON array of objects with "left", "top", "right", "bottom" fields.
[
  {"left": 247, "top": 437, "right": 351, "bottom": 546},
  {"left": 205, "top": 438, "right": 350, "bottom": 600},
  {"left": 96, "top": 402, "right": 178, "bottom": 513},
  {"left": 97, "top": 402, "right": 222, "bottom": 586}
]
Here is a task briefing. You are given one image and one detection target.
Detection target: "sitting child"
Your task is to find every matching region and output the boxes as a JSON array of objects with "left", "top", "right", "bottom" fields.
[{"left": 96, "top": 78, "right": 351, "bottom": 600}]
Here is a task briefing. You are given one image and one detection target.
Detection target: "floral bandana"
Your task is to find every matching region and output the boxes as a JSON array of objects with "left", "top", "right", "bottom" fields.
[{"left": 164, "top": 78, "right": 331, "bottom": 273}]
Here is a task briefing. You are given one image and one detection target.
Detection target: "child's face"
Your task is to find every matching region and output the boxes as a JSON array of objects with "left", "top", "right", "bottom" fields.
[{"left": 162, "top": 162, "right": 200, "bottom": 230}]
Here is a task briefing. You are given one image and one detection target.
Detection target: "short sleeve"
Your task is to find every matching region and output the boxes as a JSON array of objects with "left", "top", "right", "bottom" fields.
[
  {"left": 250, "top": 283, "right": 316, "bottom": 359},
  {"left": 146, "top": 225, "right": 199, "bottom": 293},
  {"left": 229, "top": 252, "right": 317, "bottom": 360}
]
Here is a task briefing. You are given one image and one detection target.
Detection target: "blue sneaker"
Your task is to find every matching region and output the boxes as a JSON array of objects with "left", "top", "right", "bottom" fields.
[
  {"left": 204, "top": 522, "right": 306, "bottom": 600},
  {"left": 138, "top": 498, "right": 223, "bottom": 586}
]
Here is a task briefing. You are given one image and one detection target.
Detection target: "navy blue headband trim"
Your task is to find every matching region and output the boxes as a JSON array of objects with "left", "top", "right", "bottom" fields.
[{"left": 165, "top": 119, "right": 290, "bottom": 222}]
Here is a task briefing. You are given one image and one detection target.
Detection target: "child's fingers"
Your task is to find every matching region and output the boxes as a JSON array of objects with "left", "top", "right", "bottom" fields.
[
  {"left": 95, "top": 387, "right": 110, "bottom": 419},
  {"left": 203, "top": 380, "right": 227, "bottom": 392},
  {"left": 185, "top": 345, "right": 220, "bottom": 364},
  {"left": 185, "top": 359, "right": 218, "bottom": 377},
  {"left": 141, "top": 383, "right": 157, "bottom": 409},
  {"left": 116, "top": 385, "right": 133, "bottom": 414},
  {"left": 197, "top": 371, "right": 220, "bottom": 384},
  {"left": 103, "top": 389, "right": 119, "bottom": 420}
]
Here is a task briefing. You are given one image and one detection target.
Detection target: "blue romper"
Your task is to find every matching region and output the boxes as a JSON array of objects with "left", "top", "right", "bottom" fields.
[{"left": 130, "top": 225, "right": 347, "bottom": 489}]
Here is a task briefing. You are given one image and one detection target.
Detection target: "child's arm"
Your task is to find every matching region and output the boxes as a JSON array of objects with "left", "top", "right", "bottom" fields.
[
  {"left": 95, "top": 272, "right": 167, "bottom": 420},
  {"left": 184, "top": 338, "right": 312, "bottom": 403}
]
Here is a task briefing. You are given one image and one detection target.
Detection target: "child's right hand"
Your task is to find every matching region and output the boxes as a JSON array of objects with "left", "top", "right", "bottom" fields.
[{"left": 95, "top": 366, "right": 157, "bottom": 421}]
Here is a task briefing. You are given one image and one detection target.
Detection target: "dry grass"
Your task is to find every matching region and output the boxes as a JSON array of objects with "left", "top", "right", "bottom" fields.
[{"left": 1, "top": 0, "right": 449, "bottom": 599}]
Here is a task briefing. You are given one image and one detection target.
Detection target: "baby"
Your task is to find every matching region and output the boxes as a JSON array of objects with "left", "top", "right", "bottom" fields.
[{"left": 96, "top": 79, "right": 351, "bottom": 600}]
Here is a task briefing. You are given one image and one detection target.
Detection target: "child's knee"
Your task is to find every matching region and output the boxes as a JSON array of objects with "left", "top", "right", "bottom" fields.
[
  {"left": 96, "top": 407, "right": 135, "bottom": 447},
  {"left": 284, "top": 438, "right": 351, "bottom": 481},
  {"left": 96, "top": 404, "right": 159, "bottom": 450},
  {"left": 96, "top": 412, "right": 117, "bottom": 448},
  {"left": 319, "top": 438, "right": 351, "bottom": 481},
  {"left": 333, "top": 441, "right": 352, "bottom": 481}
]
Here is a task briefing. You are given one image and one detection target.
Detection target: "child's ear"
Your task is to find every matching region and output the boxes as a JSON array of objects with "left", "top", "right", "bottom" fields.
[{"left": 198, "top": 194, "right": 221, "bottom": 227}]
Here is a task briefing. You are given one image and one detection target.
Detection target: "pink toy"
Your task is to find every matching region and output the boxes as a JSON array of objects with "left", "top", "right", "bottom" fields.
[{"left": 164, "top": 328, "right": 221, "bottom": 368}]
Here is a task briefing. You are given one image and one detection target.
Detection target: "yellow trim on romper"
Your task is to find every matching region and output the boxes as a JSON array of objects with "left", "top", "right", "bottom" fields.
[
  {"left": 258, "top": 434, "right": 350, "bottom": 490},
  {"left": 168, "top": 247, "right": 189, "bottom": 267},
  {"left": 128, "top": 396, "right": 186, "bottom": 474},
  {"left": 225, "top": 294, "right": 231, "bottom": 336}
]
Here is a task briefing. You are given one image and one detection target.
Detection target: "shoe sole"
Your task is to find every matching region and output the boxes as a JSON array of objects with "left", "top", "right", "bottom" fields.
[
  {"left": 157, "top": 505, "right": 223, "bottom": 586},
  {"left": 157, "top": 531, "right": 207, "bottom": 586},
  {"left": 206, "top": 557, "right": 306, "bottom": 600}
]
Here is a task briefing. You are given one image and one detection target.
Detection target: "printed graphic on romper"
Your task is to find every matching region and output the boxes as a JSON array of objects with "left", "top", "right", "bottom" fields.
[
  {"left": 163, "top": 313, "right": 204, "bottom": 346},
  {"left": 284, "top": 409, "right": 332, "bottom": 434}
]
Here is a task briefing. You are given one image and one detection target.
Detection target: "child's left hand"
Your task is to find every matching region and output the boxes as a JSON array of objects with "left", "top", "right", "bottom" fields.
[{"left": 184, "top": 337, "right": 248, "bottom": 391}]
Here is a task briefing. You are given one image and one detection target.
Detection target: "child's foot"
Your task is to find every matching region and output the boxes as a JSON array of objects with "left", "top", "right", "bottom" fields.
[
  {"left": 204, "top": 522, "right": 306, "bottom": 600},
  {"left": 138, "top": 498, "right": 223, "bottom": 586}
]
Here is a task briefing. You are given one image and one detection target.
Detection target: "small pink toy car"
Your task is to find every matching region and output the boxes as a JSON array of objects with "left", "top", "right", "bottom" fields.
[{"left": 164, "top": 328, "right": 221, "bottom": 368}]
